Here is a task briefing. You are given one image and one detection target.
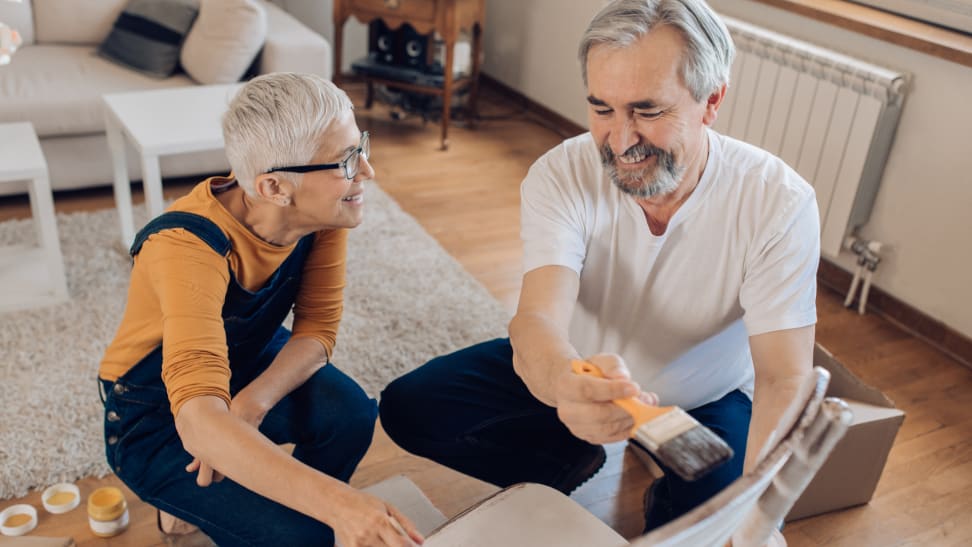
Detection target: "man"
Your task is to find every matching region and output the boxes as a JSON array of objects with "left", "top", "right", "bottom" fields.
[{"left": 380, "top": 0, "right": 818, "bottom": 538}]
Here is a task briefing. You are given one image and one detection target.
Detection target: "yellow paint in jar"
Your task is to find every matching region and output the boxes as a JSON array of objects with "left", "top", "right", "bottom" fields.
[
  {"left": 3, "top": 514, "right": 31, "bottom": 528},
  {"left": 87, "top": 487, "right": 129, "bottom": 538},
  {"left": 47, "top": 491, "right": 76, "bottom": 506}
]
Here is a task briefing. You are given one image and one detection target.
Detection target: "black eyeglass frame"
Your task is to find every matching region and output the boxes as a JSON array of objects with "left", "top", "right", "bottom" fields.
[{"left": 264, "top": 131, "right": 370, "bottom": 180}]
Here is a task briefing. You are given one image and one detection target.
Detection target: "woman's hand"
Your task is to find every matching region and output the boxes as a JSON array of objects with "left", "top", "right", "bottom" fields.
[
  {"left": 229, "top": 388, "right": 272, "bottom": 430},
  {"left": 185, "top": 457, "right": 223, "bottom": 487},
  {"left": 329, "top": 488, "right": 424, "bottom": 547}
]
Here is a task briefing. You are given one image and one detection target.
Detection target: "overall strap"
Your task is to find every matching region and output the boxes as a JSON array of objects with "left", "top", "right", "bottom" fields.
[{"left": 129, "top": 212, "right": 232, "bottom": 257}]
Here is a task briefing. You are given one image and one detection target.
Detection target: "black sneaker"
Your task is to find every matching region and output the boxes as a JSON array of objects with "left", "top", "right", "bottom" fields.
[{"left": 551, "top": 445, "right": 607, "bottom": 495}]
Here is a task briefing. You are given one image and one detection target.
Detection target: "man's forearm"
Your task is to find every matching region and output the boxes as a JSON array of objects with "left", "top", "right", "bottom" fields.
[
  {"left": 745, "top": 374, "right": 805, "bottom": 473},
  {"left": 508, "top": 311, "right": 579, "bottom": 407},
  {"left": 746, "top": 326, "right": 816, "bottom": 472}
]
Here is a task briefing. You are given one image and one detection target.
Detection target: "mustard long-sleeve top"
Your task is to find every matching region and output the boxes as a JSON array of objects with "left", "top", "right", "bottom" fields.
[{"left": 99, "top": 176, "right": 347, "bottom": 417}]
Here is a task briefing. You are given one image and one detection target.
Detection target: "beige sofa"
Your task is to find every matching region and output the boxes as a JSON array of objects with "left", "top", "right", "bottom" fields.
[{"left": 0, "top": 0, "right": 331, "bottom": 195}]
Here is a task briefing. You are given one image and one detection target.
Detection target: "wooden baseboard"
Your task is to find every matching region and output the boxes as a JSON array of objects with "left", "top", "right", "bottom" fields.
[
  {"left": 819, "top": 259, "right": 972, "bottom": 369},
  {"left": 480, "top": 74, "right": 586, "bottom": 138}
]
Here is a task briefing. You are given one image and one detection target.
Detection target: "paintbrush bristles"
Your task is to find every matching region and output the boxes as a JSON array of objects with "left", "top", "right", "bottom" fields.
[{"left": 635, "top": 408, "right": 734, "bottom": 482}]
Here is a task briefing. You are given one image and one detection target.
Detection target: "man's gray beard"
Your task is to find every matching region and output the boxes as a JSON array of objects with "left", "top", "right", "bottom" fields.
[{"left": 601, "top": 143, "right": 683, "bottom": 199}]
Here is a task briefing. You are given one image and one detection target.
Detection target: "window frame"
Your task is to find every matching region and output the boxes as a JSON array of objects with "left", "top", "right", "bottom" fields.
[{"left": 745, "top": 0, "right": 972, "bottom": 68}]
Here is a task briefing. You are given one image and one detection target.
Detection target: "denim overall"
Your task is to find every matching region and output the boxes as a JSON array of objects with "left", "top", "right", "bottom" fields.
[{"left": 100, "top": 212, "right": 377, "bottom": 546}]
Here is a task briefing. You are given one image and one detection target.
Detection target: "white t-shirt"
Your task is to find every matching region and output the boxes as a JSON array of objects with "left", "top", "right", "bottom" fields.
[{"left": 520, "top": 129, "right": 819, "bottom": 410}]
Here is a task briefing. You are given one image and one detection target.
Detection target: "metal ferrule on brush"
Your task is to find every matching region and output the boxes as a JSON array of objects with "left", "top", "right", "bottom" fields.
[{"left": 631, "top": 407, "right": 697, "bottom": 451}]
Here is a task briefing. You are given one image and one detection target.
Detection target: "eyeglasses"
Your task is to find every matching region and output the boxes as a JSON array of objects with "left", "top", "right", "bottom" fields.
[{"left": 264, "top": 132, "right": 370, "bottom": 181}]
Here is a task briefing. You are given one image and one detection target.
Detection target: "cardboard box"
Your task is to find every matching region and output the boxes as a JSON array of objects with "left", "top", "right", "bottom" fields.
[
  {"left": 785, "top": 344, "right": 905, "bottom": 521},
  {"left": 627, "top": 343, "right": 905, "bottom": 522}
]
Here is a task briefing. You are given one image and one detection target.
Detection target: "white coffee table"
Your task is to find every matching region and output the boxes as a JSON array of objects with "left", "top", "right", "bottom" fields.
[
  {"left": 0, "top": 122, "right": 69, "bottom": 313},
  {"left": 103, "top": 83, "right": 243, "bottom": 247}
]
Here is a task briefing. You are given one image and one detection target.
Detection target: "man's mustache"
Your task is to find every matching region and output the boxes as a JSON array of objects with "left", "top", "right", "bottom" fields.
[{"left": 600, "top": 143, "right": 677, "bottom": 173}]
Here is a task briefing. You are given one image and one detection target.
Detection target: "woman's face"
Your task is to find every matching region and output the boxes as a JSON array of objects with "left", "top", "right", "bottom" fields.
[{"left": 290, "top": 112, "right": 373, "bottom": 230}]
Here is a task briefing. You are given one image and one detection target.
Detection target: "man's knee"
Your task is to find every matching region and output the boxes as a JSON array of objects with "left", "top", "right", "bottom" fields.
[{"left": 378, "top": 370, "right": 425, "bottom": 445}]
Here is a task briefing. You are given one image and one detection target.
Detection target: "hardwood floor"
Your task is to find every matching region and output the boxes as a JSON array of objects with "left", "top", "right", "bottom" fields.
[{"left": 2, "top": 82, "right": 970, "bottom": 546}]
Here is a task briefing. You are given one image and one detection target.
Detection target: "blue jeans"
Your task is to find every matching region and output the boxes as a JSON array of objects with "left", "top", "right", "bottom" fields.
[
  {"left": 379, "top": 338, "right": 750, "bottom": 532},
  {"left": 101, "top": 327, "right": 378, "bottom": 547}
]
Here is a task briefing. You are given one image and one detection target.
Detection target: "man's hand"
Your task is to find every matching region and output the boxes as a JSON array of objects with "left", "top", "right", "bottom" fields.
[
  {"left": 555, "top": 353, "right": 658, "bottom": 444},
  {"left": 329, "top": 488, "right": 424, "bottom": 547},
  {"left": 766, "top": 529, "right": 787, "bottom": 547}
]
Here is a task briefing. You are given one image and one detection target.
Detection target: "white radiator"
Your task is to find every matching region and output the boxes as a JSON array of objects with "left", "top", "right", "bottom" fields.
[{"left": 714, "top": 16, "right": 909, "bottom": 258}]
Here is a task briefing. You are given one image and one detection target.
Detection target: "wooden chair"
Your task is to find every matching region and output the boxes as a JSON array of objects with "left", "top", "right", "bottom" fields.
[
  {"left": 422, "top": 366, "right": 852, "bottom": 547},
  {"left": 633, "top": 366, "right": 852, "bottom": 546}
]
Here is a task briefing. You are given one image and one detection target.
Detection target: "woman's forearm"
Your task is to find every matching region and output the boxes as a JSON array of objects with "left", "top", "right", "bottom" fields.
[
  {"left": 175, "top": 395, "right": 349, "bottom": 525},
  {"left": 234, "top": 337, "right": 329, "bottom": 419}
]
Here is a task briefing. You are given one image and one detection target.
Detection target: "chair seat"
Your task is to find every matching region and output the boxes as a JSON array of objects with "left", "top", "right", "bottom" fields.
[{"left": 425, "top": 483, "right": 627, "bottom": 547}]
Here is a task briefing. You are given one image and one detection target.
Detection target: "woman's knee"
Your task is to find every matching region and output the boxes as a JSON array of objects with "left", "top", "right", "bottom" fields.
[
  {"left": 298, "top": 371, "right": 377, "bottom": 447},
  {"left": 341, "top": 393, "right": 378, "bottom": 454}
]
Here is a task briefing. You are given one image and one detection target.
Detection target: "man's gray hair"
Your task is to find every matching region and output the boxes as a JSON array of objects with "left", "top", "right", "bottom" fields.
[
  {"left": 578, "top": 0, "right": 735, "bottom": 102},
  {"left": 223, "top": 72, "right": 354, "bottom": 193}
]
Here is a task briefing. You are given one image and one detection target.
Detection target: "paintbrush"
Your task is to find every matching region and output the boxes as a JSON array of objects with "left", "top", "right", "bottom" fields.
[{"left": 571, "top": 359, "right": 733, "bottom": 481}]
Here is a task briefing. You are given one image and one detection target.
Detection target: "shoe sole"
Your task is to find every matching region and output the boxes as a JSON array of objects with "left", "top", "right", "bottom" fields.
[{"left": 558, "top": 446, "right": 608, "bottom": 495}]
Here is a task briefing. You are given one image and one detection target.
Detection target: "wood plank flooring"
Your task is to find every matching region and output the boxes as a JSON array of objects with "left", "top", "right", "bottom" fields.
[{"left": 1, "top": 82, "right": 970, "bottom": 545}]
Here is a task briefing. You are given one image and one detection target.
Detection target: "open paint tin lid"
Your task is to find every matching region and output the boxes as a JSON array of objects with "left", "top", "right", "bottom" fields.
[
  {"left": 43, "top": 482, "right": 81, "bottom": 514},
  {"left": 0, "top": 503, "right": 38, "bottom": 536}
]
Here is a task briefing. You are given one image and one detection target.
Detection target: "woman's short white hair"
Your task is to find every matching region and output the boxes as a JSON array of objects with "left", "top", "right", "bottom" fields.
[
  {"left": 578, "top": 0, "right": 735, "bottom": 102},
  {"left": 222, "top": 72, "right": 354, "bottom": 193}
]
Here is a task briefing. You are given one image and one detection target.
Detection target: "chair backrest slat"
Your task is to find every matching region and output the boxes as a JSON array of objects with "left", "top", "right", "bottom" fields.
[{"left": 631, "top": 366, "right": 851, "bottom": 547}]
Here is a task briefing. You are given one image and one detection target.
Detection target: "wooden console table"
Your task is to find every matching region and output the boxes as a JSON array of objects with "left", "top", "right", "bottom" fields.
[{"left": 333, "top": 0, "right": 485, "bottom": 150}]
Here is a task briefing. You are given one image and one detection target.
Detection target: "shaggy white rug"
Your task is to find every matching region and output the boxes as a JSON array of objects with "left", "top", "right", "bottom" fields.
[{"left": 0, "top": 184, "right": 509, "bottom": 500}]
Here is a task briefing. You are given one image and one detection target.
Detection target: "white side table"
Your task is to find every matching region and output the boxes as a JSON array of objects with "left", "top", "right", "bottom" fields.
[
  {"left": 102, "top": 83, "right": 242, "bottom": 247},
  {"left": 0, "top": 122, "right": 69, "bottom": 313}
]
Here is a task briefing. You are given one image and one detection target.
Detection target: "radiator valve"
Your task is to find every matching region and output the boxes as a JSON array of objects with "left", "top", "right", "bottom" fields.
[{"left": 843, "top": 237, "right": 883, "bottom": 314}]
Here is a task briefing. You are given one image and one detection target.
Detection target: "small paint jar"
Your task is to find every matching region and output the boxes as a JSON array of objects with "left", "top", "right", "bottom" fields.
[
  {"left": 42, "top": 482, "right": 81, "bottom": 514},
  {"left": 0, "top": 504, "right": 38, "bottom": 537},
  {"left": 87, "top": 487, "right": 129, "bottom": 538}
]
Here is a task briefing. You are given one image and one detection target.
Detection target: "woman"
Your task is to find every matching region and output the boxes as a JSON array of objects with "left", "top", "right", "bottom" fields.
[{"left": 98, "top": 73, "right": 423, "bottom": 547}]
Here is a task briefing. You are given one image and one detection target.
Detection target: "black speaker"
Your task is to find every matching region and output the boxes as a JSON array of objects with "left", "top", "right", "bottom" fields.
[
  {"left": 367, "top": 21, "right": 432, "bottom": 71},
  {"left": 397, "top": 24, "right": 431, "bottom": 71},
  {"left": 368, "top": 20, "right": 397, "bottom": 65}
]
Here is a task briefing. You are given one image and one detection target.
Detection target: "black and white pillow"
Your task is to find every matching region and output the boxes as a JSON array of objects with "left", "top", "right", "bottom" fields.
[{"left": 98, "top": 0, "right": 199, "bottom": 78}]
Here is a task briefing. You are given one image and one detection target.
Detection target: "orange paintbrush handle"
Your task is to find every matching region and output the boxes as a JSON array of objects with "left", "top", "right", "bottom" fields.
[{"left": 570, "top": 359, "right": 674, "bottom": 436}]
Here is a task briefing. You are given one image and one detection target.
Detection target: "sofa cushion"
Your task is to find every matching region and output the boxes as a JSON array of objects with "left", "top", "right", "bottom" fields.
[
  {"left": 0, "top": 44, "right": 194, "bottom": 137},
  {"left": 257, "top": 1, "right": 332, "bottom": 78},
  {"left": 0, "top": 0, "right": 34, "bottom": 45},
  {"left": 33, "top": 0, "right": 128, "bottom": 45},
  {"left": 180, "top": 0, "right": 266, "bottom": 85},
  {"left": 98, "top": 0, "right": 199, "bottom": 78}
]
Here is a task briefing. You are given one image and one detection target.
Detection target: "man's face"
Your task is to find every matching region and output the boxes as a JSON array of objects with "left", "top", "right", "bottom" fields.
[{"left": 586, "top": 25, "right": 717, "bottom": 199}]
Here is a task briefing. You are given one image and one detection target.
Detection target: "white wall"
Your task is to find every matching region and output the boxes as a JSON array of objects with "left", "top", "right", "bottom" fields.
[
  {"left": 271, "top": 0, "right": 368, "bottom": 70},
  {"left": 482, "top": 0, "right": 603, "bottom": 126},
  {"left": 482, "top": 0, "right": 972, "bottom": 339}
]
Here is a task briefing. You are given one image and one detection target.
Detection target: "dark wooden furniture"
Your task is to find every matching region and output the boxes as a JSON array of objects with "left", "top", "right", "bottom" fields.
[{"left": 333, "top": 0, "right": 486, "bottom": 150}]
